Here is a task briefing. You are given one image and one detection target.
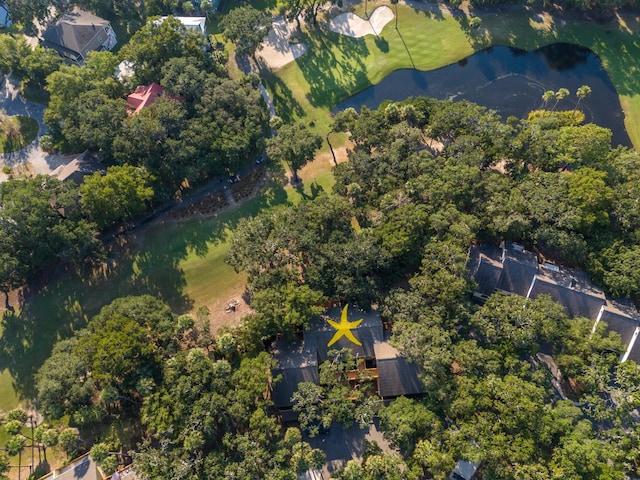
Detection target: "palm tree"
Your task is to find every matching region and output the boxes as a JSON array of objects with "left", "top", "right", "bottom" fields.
[
  {"left": 541, "top": 90, "right": 555, "bottom": 110},
  {"left": 573, "top": 84, "right": 592, "bottom": 118},
  {"left": 552, "top": 88, "right": 570, "bottom": 111}
]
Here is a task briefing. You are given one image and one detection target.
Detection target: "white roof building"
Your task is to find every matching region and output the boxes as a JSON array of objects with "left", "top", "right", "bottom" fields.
[{"left": 160, "top": 16, "right": 206, "bottom": 35}]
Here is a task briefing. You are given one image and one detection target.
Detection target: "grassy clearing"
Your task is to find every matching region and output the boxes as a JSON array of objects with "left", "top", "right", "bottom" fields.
[
  {"left": 266, "top": 1, "right": 640, "bottom": 147},
  {"left": 0, "top": 161, "right": 337, "bottom": 404},
  {"left": 0, "top": 370, "right": 19, "bottom": 411}
]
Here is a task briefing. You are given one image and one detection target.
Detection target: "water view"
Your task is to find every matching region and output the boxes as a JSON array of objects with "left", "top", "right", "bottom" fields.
[{"left": 335, "top": 43, "right": 630, "bottom": 147}]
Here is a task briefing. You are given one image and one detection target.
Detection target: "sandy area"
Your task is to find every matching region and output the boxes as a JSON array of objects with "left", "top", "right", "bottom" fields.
[
  {"left": 257, "top": 16, "right": 308, "bottom": 69},
  {"left": 208, "top": 286, "right": 253, "bottom": 333},
  {"left": 329, "top": 6, "right": 394, "bottom": 38}
]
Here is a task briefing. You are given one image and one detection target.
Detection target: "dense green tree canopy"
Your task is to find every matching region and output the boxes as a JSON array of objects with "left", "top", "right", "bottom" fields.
[
  {"left": 266, "top": 121, "right": 322, "bottom": 184},
  {"left": 29, "top": 93, "right": 640, "bottom": 478},
  {"left": 80, "top": 164, "right": 155, "bottom": 230},
  {"left": 0, "top": 175, "right": 101, "bottom": 296},
  {"left": 220, "top": 6, "right": 271, "bottom": 58}
]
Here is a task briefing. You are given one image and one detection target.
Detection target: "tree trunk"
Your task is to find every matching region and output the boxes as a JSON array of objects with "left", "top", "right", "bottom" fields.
[
  {"left": 572, "top": 98, "right": 581, "bottom": 121},
  {"left": 326, "top": 133, "right": 338, "bottom": 166}
]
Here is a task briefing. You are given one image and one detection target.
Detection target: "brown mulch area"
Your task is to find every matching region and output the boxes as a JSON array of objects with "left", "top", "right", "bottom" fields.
[{"left": 164, "top": 164, "right": 268, "bottom": 222}]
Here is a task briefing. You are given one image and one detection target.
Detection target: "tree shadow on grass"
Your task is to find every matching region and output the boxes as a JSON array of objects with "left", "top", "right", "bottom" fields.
[
  {"left": 295, "top": 26, "right": 372, "bottom": 109},
  {"left": 0, "top": 162, "right": 296, "bottom": 401},
  {"left": 375, "top": 36, "right": 389, "bottom": 52},
  {"left": 295, "top": 180, "right": 324, "bottom": 201},
  {"left": 453, "top": 11, "right": 492, "bottom": 50},
  {"left": 261, "top": 69, "right": 305, "bottom": 123}
]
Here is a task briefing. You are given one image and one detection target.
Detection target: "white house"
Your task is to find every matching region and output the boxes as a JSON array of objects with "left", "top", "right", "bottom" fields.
[{"left": 160, "top": 16, "right": 206, "bottom": 35}]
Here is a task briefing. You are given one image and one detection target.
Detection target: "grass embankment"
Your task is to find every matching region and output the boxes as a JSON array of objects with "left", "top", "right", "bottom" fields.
[
  {"left": 0, "top": 116, "right": 38, "bottom": 153},
  {"left": 266, "top": 1, "right": 640, "bottom": 147}
]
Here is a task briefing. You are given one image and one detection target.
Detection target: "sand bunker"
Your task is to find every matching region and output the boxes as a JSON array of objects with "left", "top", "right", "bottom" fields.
[
  {"left": 257, "top": 17, "right": 307, "bottom": 69},
  {"left": 329, "top": 6, "right": 394, "bottom": 38}
]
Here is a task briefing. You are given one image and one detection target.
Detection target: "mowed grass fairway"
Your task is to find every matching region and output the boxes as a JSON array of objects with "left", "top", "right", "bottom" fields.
[
  {"left": 0, "top": 166, "right": 335, "bottom": 407},
  {"left": 267, "top": 1, "right": 640, "bottom": 147}
]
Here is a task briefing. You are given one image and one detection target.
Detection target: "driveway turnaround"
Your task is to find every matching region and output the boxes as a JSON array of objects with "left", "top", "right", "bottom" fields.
[{"left": 0, "top": 75, "right": 66, "bottom": 178}]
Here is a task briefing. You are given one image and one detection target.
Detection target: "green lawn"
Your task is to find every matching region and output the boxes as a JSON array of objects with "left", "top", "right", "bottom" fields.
[
  {"left": 0, "top": 165, "right": 336, "bottom": 406},
  {"left": 0, "top": 116, "right": 38, "bottom": 154},
  {"left": 266, "top": 1, "right": 640, "bottom": 147}
]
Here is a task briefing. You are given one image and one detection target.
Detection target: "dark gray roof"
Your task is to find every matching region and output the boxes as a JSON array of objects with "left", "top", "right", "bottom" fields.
[
  {"left": 374, "top": 342, "right": 424, "bottom": 398},
  {"left": 497, "top": 258, "right": 537, "bottom": 297},
  {"left": 599, "top": 301, "right": 640, "bottom": 363},
  {"left": 469, "top": 243, "right": 538, "bottom": 297},
  {"left": 272, "top": 366, "right": 319, "bottom": 408},
  {"left": 599, "top": 309, "right": 639, "bottom": 348},
  {"left": 530, "top": 277, "right": 605, "bottom": 320},
  {"left": 50, "top": 151, "right": 104, "bottom": 184},
  {"left": 497, "top": 245, "right": 538, "bottom": 297},
  {"left": 305, "top": 306, "right": 383, "bottom": 362},
  {"left": 626, "top": 340, "right": 640, "bottom": 364},
  {"left": 470, "top": 256, "right": 502, "bottom": 296},
  {"left": 42, "top": 9, "right": 110, "bottom": 62},
  {"left": 271, "top": 339, "right": 319, "bottom": 408}
]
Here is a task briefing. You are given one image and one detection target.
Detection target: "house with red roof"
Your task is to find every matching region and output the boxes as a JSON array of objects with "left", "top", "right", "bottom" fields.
[{"left": 126, "top": 83, "right": 181, "bottom": 115}]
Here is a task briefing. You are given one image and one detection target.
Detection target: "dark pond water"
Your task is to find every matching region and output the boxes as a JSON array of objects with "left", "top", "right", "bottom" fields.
[{"left": 335, "top": 43, "right": 630, "bottom": 147}]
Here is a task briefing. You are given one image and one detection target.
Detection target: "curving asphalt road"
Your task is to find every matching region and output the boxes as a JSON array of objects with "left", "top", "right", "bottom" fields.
[{"left": 0, "top": 75, "right": 67, "bottom": 178}]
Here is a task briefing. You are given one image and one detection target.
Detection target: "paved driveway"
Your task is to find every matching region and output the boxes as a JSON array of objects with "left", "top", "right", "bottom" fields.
[
  {"left": 306, "top": 418, "right": 394, "bottom": 477},
  {"left": 0, "top": 75, "right": 66, "bottom": 178}
]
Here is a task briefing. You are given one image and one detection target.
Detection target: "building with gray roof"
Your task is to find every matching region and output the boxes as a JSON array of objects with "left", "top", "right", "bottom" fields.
[
  {"left": 374, "top": 339, "right": 424, "bottom": 398},
  {"left": 271, "top": 339, "right": 319, "bottom": 409},
  {"left": 270, "top": 305, "right": 425, "bottom": 415},
  {"left": 49, "top": 151, "right": 105, "bottom": 184},
  {"left": 305, "top": 306, "right": 384, "bottom": 362},
  {"left": 42, "top": 8, "right": 117, "bottom": 65},
  {"left": 468, "top": 242, "right": 640, "bottom": 363}
]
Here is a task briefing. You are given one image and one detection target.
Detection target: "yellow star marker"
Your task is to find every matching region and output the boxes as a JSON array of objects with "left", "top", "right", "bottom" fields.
[{"left": 326, "top": 304, "right": 363, "bottom": 347}]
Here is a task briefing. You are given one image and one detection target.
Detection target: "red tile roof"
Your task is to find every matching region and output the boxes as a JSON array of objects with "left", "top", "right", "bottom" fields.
[{"left": 126, "top": 83, "right": 170, "bottom": 114}]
